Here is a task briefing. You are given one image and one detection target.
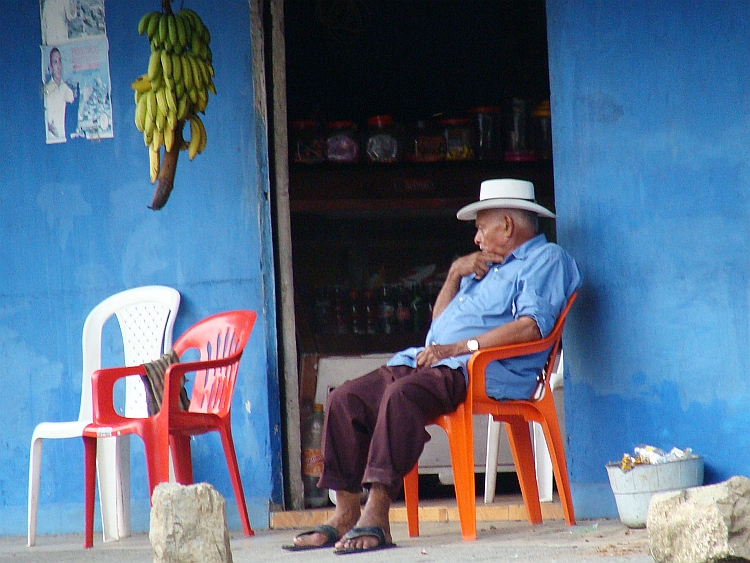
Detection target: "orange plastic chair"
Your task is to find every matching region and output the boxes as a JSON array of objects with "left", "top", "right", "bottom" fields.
[
  {"left": 404, "top": 293, "right": 577, "bottom": 540},
  {"left": 82, "top": 310, "right": 257, "bottom": 548}
]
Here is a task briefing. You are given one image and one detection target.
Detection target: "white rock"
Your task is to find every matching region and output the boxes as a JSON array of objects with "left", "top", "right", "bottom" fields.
[
  {"left": 150, "top": 482, "right": 233, "bottom": 563},
  {"left": 647, "top": 475, "right": 750, "bottom": 563}
]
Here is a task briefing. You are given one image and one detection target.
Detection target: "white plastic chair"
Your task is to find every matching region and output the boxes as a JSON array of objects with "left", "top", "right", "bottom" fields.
[
  {"left": 484, "top": 350, "right": 564, "bottom": 504},
  {"left": 27, "top": 286, "right": 180, "bottom": 547}
]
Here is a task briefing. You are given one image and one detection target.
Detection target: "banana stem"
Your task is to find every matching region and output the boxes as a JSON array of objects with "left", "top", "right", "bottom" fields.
[
  {"left": 161, "top": 0, "right": 173, "bottom": 15},
  {"left": 149, "top": 120, "right": 184, "bottom": 210}
]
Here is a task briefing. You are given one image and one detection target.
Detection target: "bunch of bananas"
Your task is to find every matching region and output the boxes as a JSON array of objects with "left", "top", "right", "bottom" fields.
[{"left": 132, "top": 7, "right": 215, "bottom": 185}]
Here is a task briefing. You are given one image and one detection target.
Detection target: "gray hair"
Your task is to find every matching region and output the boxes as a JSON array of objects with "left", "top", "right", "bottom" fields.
[{"left": 503, "top": 208, "right": 539, "bottom": 235}]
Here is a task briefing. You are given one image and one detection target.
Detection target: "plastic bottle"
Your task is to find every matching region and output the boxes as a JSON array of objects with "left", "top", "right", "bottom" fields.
[
  {"left": 302, "top": 404, "right": 329, "bottom": 508},
  {"left": 332, "top": 285, "right": 349, "bottom": 335},
  {"left": 378, "top": 285, "right": 396, "bottom": 334},
  {"left": 395, "top": 286, "right": 412, "bottom": 333},
  {"left": 409, "top": 284, "right": 426, "bottom": 333},
  {"left": 363, "top": 289, "right": 378, "bottom": 334},
  {"left": 350, "top": 288, "right": 363, "bottom": 335}
]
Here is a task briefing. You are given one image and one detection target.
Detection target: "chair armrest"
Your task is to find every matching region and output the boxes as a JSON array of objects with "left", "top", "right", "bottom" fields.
[
  {"left": 468, "top": 336, "right": 556, "bottom": 378},
  {"left": 161, "top": 351, "right": 244, "bottom": 412},
  {"left": 468, "top": 337, "right": 557, "bottom": 402},
  {"left": 91, "top": 365, "right": 148, "bottom": 423},
  {"left": 467, "top": 291, "right": 577, "bottom": 403}
]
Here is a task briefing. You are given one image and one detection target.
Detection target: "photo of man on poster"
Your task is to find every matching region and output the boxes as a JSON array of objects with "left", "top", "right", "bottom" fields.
[{"left": 44, "top": 46, "right": 77, "bottom": 143}]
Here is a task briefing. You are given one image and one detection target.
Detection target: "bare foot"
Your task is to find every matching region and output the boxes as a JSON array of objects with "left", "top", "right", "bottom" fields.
[
  {"left": 292, "top": 490, "right": 360, "bottom": 548},
  {"left": 335, "top": 483, "right": 393, "bottom": 551}
]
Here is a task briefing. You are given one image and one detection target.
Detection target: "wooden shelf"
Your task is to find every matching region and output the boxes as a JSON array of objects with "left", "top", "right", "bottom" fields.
[{"left": 289, "top": 159, "right": 554, "bottom": 213}]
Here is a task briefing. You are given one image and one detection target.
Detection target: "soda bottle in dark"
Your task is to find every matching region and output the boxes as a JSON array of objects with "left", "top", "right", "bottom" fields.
[{"left": 378, "top": 285, "right": 395, "bottom": 335}]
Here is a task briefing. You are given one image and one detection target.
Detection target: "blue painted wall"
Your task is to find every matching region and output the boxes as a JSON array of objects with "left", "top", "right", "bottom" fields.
[
  {"left": 1, "top": 1, "right": 282, "bottom": 535},
  {"left": 547, "top": 0, "right": 750, "bottom": 517}
]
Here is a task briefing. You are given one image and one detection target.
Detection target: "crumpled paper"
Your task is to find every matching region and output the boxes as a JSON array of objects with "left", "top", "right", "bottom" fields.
[{"left": 619, "top": 444, "right": 697, "bottom": 471}]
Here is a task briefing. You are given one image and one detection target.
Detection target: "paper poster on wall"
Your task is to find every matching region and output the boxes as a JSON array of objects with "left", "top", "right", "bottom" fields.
[
  {"left": 40, "top": 0, "right": 106, "bottom": 46},
  {"left": 40, "top": 0, "right": 112, "bottom": 144}
]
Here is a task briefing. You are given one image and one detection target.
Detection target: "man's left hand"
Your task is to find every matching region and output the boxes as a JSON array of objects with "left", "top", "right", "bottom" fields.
[{"left": 417, "top": 343, "right": 460, "bottom": 367}]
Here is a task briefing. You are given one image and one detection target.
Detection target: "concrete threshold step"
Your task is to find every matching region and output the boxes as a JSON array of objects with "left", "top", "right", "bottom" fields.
[{"left": 270, "top": 493, "right": 565, "bottom": 529}]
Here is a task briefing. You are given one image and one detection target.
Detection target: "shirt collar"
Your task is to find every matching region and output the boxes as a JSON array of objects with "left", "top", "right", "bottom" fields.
[{"left": 504, "top": 234, "right": 548, "bottom": 263}]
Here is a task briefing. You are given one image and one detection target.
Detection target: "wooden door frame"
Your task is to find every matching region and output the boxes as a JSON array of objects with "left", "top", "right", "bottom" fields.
[{"left": 251, "top": 0, "right": 304, "bottom": 510}]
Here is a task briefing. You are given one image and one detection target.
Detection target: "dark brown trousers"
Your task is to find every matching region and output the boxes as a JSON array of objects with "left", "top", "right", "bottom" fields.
[{"left": 318, "top": 364, "right": 467, "bottom": 496}]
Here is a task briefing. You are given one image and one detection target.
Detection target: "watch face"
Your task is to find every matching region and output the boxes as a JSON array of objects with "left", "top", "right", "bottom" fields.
[{"left": 468, "top": 339, "right": 479, "bottom": 352}]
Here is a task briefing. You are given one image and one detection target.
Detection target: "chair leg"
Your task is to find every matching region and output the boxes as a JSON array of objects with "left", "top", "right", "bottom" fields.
[
  {"left": 442, "top": 409, "right": 477, "bottom": 541},
  {"left": 538, "top": 417, "right": 576, "bottom": 525},
  {"left": 484, "top": 417, "right": 502, "bottom": 504},
  {"left": 219, "top": 428, "right": 254, "bottom": 536},
  {"left": 27, "top": 437, "right": 43, "bottom": 547},
  {"left": 169, "top": 435, "right": 194, "bottom": 485},
  {"left": 504, "top": 419, "right": 542, "bottom": 525},
  {"left": 143, "top": 430, "right": 172, "bottom": 501},
  {"left": 533, "top": 422, "right": 554, "bottom": 503},
  {"left": 83, "top": 436, "right": 97, "bottom": 549},
  {"left": 403, "top": 464, "right": 420, "bottom": 537},
  {"left": 96, "top": 435, "right": 131, "bottom": 542},
  {"left": 114, "top": 436, "right": 132, "bottom": 539}
]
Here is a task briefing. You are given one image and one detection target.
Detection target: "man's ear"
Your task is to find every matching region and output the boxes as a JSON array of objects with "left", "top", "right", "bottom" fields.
[{"left": 502, "top": 212, "right": 514, "bottom": 235}]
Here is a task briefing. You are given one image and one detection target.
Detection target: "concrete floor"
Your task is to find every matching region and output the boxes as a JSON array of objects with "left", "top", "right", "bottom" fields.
[{"left": 3, "top": 518, "right": 653, "bottom": 562}]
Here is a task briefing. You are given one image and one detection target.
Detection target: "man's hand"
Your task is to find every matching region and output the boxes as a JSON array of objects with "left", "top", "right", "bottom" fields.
[
  {"left": 416, "top": 343, "right": 461, "bottom": 367},
  {"left": 431, "top": 250, "right": 505, "bottom": 321},
  {"left": 449, "top": 250, "right": 505, "bottom": 281}
]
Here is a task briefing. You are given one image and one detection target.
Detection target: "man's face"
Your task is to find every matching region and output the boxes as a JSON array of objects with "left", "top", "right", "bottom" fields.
[
  {"left": 474, "top": 209, "right": 512, "bottom": 259},
  {"left": 50, "top": 50, "right": 62, "bottom": 83}
]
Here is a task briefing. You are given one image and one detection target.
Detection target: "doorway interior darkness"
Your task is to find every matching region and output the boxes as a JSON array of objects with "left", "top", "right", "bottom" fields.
[{"left": 284, "top": 0, "right": 550, "bottom": 123}]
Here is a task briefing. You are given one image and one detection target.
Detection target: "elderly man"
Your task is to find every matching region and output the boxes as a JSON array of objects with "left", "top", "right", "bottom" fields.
[{"left": 286, "top": 178, "right": 582, "bottom": 554}]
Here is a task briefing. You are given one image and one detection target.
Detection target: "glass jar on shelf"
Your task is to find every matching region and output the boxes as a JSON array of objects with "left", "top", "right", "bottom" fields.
[
  {"left": 326, "top": 121, "right": 360, "bottom": 162},
  {"left": 365, "top": 114, "right": 400, "bottom": 163},
  {"left": 531, "top": 100, "right": 553, "bottom": 160},
  {"left": 289, "top": 120, "right": 326, "bottom": 163},
  {"left": 468, "top": 106, "right": 502, "bottom": 160},
  {"left": 504, "top": 98, "right": 535, "bottom": 161},
  {"left": 413, "top": 119, "right": 446, "bottom": 162},
  {"left": 440, "top": 117, "right": 474, "bottom": 161}
]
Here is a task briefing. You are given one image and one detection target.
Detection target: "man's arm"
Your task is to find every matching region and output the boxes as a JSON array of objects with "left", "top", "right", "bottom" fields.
[
  {"left": 416, "top": 316, "right": 541, "bottom": 367},
  {"left": 431, "top": 250, "right": 504, "bottom": 319}
]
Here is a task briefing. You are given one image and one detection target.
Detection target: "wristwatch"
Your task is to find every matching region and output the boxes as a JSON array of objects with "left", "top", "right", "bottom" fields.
[{"left": 467, "top": 339, "right": 480, "bottom": 353}]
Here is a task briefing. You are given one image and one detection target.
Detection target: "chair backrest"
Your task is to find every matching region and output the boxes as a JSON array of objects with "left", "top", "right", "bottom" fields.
[
  {"left": 469, "top": 291, "right": 577, "bottom": 404},
  {"left": 172, "top": 310, "right": 257, "bottom": 415},
  {"left": 536, "top": 293, "right": 577, "bottom": 390},
  {"left": 78, "top": 286, "right": 181, "bottom": 422}
]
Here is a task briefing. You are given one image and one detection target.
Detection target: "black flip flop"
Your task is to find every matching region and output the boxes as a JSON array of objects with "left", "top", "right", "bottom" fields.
[
  {"left": 334, "top": 525, "right": 396, "bottom": 555},
  {"left": 281, "top": 524, "right": 339, "bottom": 551}
]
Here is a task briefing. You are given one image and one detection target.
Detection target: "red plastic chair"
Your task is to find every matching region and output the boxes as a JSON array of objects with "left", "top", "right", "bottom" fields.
[
  {"left": 82, "top": 310, "right": 257, "bottom": 548},
  {"left": 404, "top": 293, "right": 577, "bottom": 540}
]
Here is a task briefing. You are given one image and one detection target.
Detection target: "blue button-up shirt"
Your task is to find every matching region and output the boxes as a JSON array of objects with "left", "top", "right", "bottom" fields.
[{"left": 388, "top": 234, "right": 582, "bottom": 400}]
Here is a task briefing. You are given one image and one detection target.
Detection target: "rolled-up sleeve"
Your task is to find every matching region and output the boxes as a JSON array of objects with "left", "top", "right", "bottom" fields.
[{"left": 514, "top": 250, "right": 576, "bottom": 338}]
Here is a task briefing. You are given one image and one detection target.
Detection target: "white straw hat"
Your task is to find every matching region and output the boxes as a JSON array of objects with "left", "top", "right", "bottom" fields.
[{"left": 456, "top": 179, "right": 556, "bottom": 220}]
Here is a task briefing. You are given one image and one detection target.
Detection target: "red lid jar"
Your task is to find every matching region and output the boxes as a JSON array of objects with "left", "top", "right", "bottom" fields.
[
  {"left": 440, "top": 118, "right": 474, "bottom": 161},
  {"left": 289, "top": 120, "right": 326, "bottom": 163},
  {"left": 326, "top": 121, "right": 360, "bottom": 162}
]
